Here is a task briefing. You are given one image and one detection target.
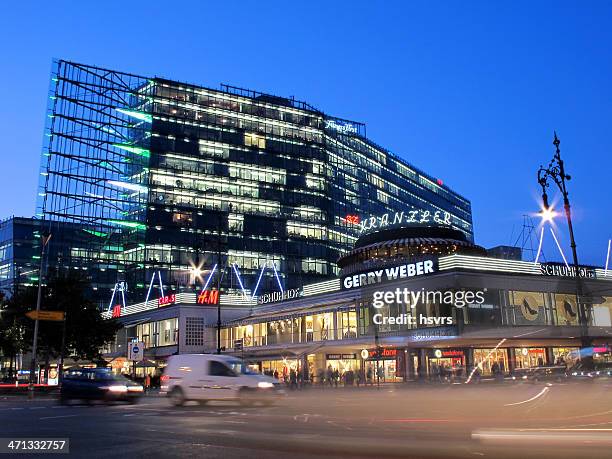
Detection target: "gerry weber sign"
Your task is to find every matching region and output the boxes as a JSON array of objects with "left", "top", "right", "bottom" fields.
[
  {"left": 359, "top": 210, "right": 451, "bottom": 234},
  {"left": 342, "top": 259, "right": 438, "bottom": 290},
  {"left": 257, "top": 288, "right": 303, "bottom": 305},
  {"left": 540, "top": 262, "right": 596, "bottom": 279}
]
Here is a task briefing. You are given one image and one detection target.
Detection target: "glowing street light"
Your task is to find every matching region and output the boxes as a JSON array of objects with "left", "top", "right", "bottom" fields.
[{"left": 539, "top": 205, "right": 557, "bottom": 223}]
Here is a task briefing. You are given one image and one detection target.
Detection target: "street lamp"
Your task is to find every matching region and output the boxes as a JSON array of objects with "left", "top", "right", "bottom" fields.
[{"left": 537, "top": 133, "right": 591, "bottom": 365}]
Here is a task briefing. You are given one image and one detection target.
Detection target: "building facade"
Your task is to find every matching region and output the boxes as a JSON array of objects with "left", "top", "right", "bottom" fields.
[
  {"left": 0, "top": 217, "right": 40, "bottom": 297},
  {"left": 37, "top": 60, "right": 473, "bottom": 306},
  {"left": 102, "top": 226, "right": 612, "bottom": 381}
]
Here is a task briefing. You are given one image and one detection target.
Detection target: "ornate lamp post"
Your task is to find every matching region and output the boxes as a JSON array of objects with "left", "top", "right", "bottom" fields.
[{"left": 537, "top": 133, "right": 591, "bottom": 365}]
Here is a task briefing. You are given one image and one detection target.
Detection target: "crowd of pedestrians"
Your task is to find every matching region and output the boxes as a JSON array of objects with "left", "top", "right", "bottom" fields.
[{"left": 264, "top": 364, "right": 387, "bottom": 389}]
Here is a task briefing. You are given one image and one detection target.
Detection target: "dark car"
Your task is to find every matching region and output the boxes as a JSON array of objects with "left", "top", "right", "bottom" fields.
[
  {"left": 60, "top": 368, "right": 143, "bottom": 404},
  {"left": 512, "top": 366, "right": 568, "bottom": 383},
  {"left": 568, "top": 362, "right": 612, "bottom": 380}
]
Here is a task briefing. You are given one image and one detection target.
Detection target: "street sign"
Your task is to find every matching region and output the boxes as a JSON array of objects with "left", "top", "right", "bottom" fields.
[
  {"left": 234, "top": 339, "right": 243, "bottom": 351},
  {"left": 25, "top": 310, "right": 65, "bottom": 321},
  {"left": 128, "top": 341, "right": 145, "bottom": 361}
]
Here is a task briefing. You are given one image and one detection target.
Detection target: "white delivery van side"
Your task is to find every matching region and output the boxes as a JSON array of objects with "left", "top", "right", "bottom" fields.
[{"left": 161, "top": 354, "right": 281, "bottom": 406}]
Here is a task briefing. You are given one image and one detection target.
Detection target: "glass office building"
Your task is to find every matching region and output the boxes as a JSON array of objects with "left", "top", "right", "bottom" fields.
[{"left": 37, "top": 60, "right": 473, "bottom": 305}]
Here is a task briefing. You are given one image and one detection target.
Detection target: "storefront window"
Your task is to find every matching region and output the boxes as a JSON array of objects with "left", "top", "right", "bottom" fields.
[
  {"left": 158, "top": 318, "right": 178, "bottom": 346},
  {"left": 336, "top": 310, "right": 357, "bottom": 339},
  {"left": 514, "top": 347, "right": 546, "bottom": 369},
  {"left": 428, "top": 349, "right": 466, "bottom": 380},
  {"left": 473, "top": 348, "right": 509, "bottom": 375},
  {"left": 314, "top": 313, "right": 332, "bottom": 341},
  {"left": 592, "top": 296, "right": 612, "bottom": 327},
  {"left": 552, "top": 347, "right": 579, "bottom": 366}
]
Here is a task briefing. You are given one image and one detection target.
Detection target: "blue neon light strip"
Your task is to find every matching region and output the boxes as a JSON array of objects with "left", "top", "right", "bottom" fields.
[
  {"left": 202, "top": 264, "right": 218, "bottom": 291},
  {"left": 272, "top": 262, "right": 284, "bottom": 294},
  {"left": 232, "top": 263, "right": 247, "bottom": 296},
  {"left": 252, "top": 263, "right": 266, "bottom": 300}
]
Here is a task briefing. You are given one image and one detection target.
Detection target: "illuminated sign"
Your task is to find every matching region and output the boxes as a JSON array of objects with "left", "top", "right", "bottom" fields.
[
  {"left": 325, "top": 119, "right": 358, "bottom": 134},
  {"left": 434, "top": 349, "right": 464, "bottom": 358},
  {"left": 197, "top": 290, "right": 220, "bottom": 305},
  {"left": 257, "top": 288, "right": 303, "bottom": 305},
  {"left": 111, "top": 304, "right": 122, "bottom": 318},
  {"left": 158, "top": 294, "right": 176, "bottom": 307},
  {"left": 367, "top": 348, "right": 398, "bottom": 359},
  {"left": 540, "top": 263, "right": 596, "bottom": 279},
  {"left": 342, "top": 259, "right": 437, "bottom": 290},
  {"left": 359, "top": 210, "right": 451, "bottom": 234},
  {"left": 326, "top": 354, "right": 357, "bottom": 360},
  {"left": 342, "top": 214, "right": 360, "bottom": 225}
]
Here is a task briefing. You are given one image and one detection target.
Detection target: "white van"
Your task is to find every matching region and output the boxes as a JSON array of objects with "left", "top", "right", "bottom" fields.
[{"left": 161, "top": 354, "right": 281, "bottom": 406}]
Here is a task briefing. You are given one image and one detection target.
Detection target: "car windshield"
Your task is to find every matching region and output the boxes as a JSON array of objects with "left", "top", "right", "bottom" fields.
[{"left": 226, "top": 360, "right": 257, "bottom": 375}]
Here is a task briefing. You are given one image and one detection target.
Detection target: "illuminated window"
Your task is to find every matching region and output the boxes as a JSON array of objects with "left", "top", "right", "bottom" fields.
[{"left": 244, "top": 132, "right": 266, "bottom": 149}]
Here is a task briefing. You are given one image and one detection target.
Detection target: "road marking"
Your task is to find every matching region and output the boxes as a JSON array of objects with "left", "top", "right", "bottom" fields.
[
  {"left": 382, "top": 418, "right": 455, "bottom": 423},
  {"left": 39, "top": 414, "right": 78, "bottom": 420},
  {"left": 473, "top": 428, "right": 612, "bottom": 446},
  {"left": 504, "top": 386, "right": 549, "bottom": 406}
]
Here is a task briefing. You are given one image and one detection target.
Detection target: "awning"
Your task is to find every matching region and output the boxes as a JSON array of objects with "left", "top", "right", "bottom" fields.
[{"left": 122, "top": 317, "right": 151, "bottom": 328}]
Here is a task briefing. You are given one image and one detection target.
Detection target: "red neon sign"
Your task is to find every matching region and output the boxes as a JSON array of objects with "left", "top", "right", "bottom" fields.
[
  {"left": 343, "top": 214, "right": 360, "bottom": 225},
  {"left": 197, "top": 290, "right": 219, "bottom": 305},
  {"left": 112, "top": 304, "right": 122, "bottom": 318},
  {"left": 369, "top": 348, "right": 397, "bottom": 358},
  {"left": 158, "top": 294, "right": 176, "bottom": 307},
  {"left": 441, "top": 350, "right": 464, "bottom": 358}
]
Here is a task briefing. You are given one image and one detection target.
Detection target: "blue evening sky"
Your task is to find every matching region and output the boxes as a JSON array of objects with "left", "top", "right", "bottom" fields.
[{"left": 0, "top": 1, "right": 610, "bottom": 266}]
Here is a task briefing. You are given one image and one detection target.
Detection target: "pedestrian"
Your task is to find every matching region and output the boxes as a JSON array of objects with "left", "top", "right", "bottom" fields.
[
  {"left": 327, "top": 365, "right": 334, "bottom": 387},
  {"left": 366, "top": 366, "right": 373, "bottom": 385},
  {"left": 345, "top": 369, "right": 354, "bottom": 387},
  {"left": 273, "top": 369, "right": 279, "bottom": 380},
  {"left": 144, "top": 373, "right": 151, "bottom": 393},
  {"left": 333, "top": 368, "right": 339, "bottom": 387},
  {"left": 289, "top": 368, "right": 297, "bottom": 390}
]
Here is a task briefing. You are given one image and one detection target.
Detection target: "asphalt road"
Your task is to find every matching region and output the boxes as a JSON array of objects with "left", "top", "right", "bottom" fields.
[{"left": 1, "top": 381, "right": 612, "bottom": 459}]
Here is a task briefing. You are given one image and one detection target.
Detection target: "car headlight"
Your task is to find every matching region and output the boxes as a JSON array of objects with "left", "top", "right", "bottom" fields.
[
  {"left": 571, "top": 372, "right": 577, "bottom": 376},
  {"left": 128, "top": 385, "right": 144, "bottom": 392},
  {"left": 103, "top": 385, "right": 128, "bottom": 392},
  {"left": 258, "top": 381, "right": 274, "bottom": 389}
]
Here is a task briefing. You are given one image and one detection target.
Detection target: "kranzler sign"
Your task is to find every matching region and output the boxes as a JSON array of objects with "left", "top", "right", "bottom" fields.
[
  {"left": 359, "top": 210, "right": 451, "bottom": 234},
  {"left": 342, "top": 259, "right": 438, "bottom": 290}
]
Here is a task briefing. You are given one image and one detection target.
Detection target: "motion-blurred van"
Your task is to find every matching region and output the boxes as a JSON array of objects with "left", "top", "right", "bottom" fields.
[{"left": 161, "top": 354, "right": 281, "bottom": 406}]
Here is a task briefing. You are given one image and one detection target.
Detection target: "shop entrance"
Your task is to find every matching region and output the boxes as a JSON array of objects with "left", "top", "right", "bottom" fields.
[
  {"left": 428, "top": 349, "right": 465, "bottom": 381},
  {"left": 515, "top": 348, "right": 547, "bottom": 369},
  {"left": 363, "top": 348, "right": 405, "bottom": 382}
]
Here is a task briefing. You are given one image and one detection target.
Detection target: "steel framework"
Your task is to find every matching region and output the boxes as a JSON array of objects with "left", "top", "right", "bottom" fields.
[{"left": 37, "top": 60, "right": 153, "bottom": 295}]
